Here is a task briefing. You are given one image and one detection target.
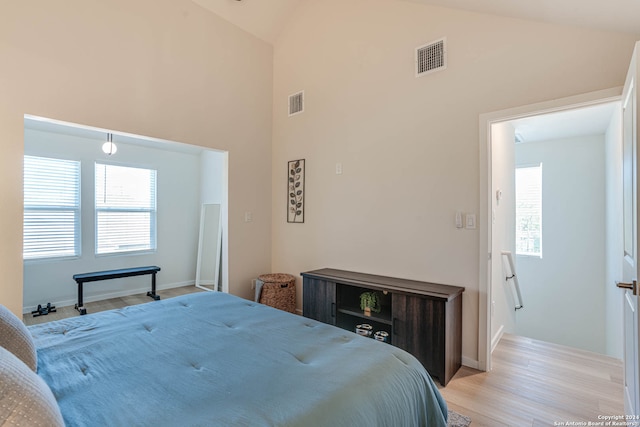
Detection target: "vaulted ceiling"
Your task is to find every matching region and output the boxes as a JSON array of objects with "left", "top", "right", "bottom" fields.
[{"left": 192, "top": 0, "right": 640, "bottom": 44}]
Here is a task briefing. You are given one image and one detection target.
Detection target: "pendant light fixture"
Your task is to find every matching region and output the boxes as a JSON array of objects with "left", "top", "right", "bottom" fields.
[{"left": 102, "top": 133, "right": 117, "bottom": 155}]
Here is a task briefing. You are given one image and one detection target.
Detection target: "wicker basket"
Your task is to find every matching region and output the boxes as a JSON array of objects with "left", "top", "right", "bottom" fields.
[{"left": 257, "top": 273, "right": 296, "bottom": 313}]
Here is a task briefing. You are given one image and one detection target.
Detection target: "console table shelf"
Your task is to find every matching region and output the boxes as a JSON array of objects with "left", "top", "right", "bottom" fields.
[
  {"left": 301, "top": 268, "right": 464, "bottom": 386},
  {"left": 336, "top": 306, "right": 393, "bottom": 325}
]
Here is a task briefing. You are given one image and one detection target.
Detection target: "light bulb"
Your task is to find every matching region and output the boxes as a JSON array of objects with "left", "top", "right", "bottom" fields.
[{"left": 102, "top": 141, "right": 117, "bottom": 155}]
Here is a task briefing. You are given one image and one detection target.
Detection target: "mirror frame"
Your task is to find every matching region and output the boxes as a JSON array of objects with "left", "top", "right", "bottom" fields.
[{"left": 195, "top": 203, "right": 222, "bottom": 291}]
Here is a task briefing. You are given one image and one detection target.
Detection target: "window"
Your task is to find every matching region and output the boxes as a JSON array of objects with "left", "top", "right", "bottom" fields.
[
  {"left": 95, "top": 163, "right": 157, "bottom": 255},
  {"left": 515, "top": 164, "right": 542, "bottom": 257},
  {"left": 24, "top": 156, "right": 81, "bottom": 260}
]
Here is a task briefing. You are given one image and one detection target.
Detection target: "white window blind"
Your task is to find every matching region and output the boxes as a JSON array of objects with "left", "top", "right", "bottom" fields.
[
  {"left": 515, "top": 164, "right": 542, "bottom": 257},
  {"left": 24, "top": 156, "right": 81, "bottom": 260},
  {"left": 95, "top": 163, "right": 157, "bottom": 255}
]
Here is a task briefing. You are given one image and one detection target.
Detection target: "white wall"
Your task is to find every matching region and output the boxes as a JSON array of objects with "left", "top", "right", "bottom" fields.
[
  {"left": 490, "top": 122, "right": 516, "bottom": 349},
  {"left": 23, "top": 128, "right": 203, "bottom": 310},
  {"left": 272, "top": 0, "right": 638, "bottom": 365},
  {"left": 0, "top": 0, "right": 273, "bottom": 315},
  {"left": 515, "top": 135, "right": 606, "bottom": 354},
  {"left": 605, "top": 106, "right": 624, "bottom": 359}
]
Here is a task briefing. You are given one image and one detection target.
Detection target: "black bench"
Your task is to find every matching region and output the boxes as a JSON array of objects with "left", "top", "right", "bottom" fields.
[{"left": 72, "top": 266, "right": 161, "bottom": 315}]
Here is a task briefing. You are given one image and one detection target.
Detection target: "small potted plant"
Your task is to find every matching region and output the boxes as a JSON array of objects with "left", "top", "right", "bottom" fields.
[{"left": 359, "top": 291, "right": 381, "bottom": 317}]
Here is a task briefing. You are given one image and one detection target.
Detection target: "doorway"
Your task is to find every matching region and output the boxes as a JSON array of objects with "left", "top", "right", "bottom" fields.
[{"left": 478, "top": 87, "right": 623, "bottom": 371}]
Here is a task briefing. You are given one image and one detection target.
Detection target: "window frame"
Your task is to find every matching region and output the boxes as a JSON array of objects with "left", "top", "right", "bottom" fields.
[
  {"left": 94, "top": 162, "right": 157, "bottom": 256},
  {"left": 515, "top": 163, "right": 543, "bottom": 258},
  {"left": 23, "top": 155, "right": 81, "bottom": 262}
]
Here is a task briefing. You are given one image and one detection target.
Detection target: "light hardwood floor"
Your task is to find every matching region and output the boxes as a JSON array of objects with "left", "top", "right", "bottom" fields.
[
  {"left": 23, "top": 288, "right": 624, "bottom": 426},
  {"left": 439, "top": 334, "right": 624, "bottom": 426},
  {"left": 23, "top": 285, "right": 205, "bottom": 326}
]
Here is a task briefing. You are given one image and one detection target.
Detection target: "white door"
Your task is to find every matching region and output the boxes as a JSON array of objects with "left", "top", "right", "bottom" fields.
[{"left": 619, "top": 41, "right": 640, "bottom": 417}]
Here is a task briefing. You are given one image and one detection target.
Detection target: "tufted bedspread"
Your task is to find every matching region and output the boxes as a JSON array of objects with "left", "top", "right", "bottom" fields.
[{"left": 29, "top": 291, "right": 448, "bottom": 426}]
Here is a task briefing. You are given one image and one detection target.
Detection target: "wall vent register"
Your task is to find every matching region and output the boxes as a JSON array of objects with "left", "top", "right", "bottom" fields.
[
  {"left": 288, "top": 91, "right": 304, "bottom": 116},
  {"left": 416, "top": 37, "right": 447, "bottom": 77}
]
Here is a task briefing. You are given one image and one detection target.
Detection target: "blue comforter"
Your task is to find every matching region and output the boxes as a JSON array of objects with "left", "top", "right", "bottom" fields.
[{"left": 30, "top": 292, "right": 448, "bottom": 426}]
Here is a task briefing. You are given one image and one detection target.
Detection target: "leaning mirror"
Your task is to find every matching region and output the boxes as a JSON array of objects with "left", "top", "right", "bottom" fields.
[{"left": 195, "top": 203, "right": 222, "bottom": 291}]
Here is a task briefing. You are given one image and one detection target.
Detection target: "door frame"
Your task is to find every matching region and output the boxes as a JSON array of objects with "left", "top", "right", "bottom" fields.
[{"left": 478, "top": 87, "right": 622, "bottom": 371}]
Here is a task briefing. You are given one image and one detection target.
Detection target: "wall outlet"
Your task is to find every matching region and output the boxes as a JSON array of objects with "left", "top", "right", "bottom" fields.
[{"left": 244, "top": 211, "right": 253, "bottom": 222}]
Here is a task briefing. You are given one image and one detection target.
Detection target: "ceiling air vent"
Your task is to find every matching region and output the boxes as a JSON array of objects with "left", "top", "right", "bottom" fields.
[
  {"left": 415, "top": 38, "right": 446, "bottom": 77},
  {"left": 288, "top": 91, "right": 304, "bottom": 117}
]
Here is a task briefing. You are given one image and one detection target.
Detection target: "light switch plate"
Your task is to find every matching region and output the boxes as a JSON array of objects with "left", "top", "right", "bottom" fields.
[{"left": 465, "top": 213, "right": 476, "bottom": 229}]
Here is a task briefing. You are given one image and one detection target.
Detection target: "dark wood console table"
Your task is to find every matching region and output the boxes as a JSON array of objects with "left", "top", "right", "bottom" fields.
[{"left": 301, "top": 268, "right": 464, "bottom": 386}]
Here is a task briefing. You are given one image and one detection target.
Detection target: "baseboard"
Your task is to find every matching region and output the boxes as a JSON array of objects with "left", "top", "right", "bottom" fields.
[
  {"left": 23, "top": 281, "right": 193, "bottom": 314},
  {"left": 461, "top": 356, "right": 479, "bottom": 370},
  {"left": 491, "top": 324, "right": 505, "bottom": 353}
]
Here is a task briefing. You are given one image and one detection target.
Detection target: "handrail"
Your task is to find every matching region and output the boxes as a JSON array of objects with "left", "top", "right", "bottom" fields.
[{"left": 501, "top": 251, "right": 523, "bottom": 310}]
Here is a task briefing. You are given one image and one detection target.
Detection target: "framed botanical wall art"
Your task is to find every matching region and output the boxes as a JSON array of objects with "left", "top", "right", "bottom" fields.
[{"left": 287, "top": 159, "right": 305, "bottom": 223}]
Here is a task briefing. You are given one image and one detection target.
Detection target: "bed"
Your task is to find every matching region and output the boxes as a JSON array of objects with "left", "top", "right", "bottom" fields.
[{"left": 1, "top": 292, "right": 448, "bottom": 426}]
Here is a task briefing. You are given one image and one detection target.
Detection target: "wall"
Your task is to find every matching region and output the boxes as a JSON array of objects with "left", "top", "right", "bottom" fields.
[
  {"left": 0, "top": 0, "right": 273, "bottom": 315},
  {"left": 490, "top": 122, "right": 516, "bottom": 349},
  {"left": 271, "top": 0, "right": 638, "bottom": 364},
  {"left": 23, "top": 128, "right": 203, "bottom": 310},
  {"left": 605, "top": 106, "right": 624, "bottom": 358},
  {"left": 515, "top": 135, "right": 606, "bottom": 354}
]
